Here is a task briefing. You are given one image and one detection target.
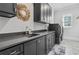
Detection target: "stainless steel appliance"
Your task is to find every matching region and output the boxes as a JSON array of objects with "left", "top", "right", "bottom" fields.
[{"left": 48, "top": 24, "right": 63, "bottom": 44}]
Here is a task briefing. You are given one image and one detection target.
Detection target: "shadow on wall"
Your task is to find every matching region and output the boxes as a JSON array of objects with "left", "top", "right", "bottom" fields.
[{"left": 0, "top": 17, "right": 9, "bottom": 31}]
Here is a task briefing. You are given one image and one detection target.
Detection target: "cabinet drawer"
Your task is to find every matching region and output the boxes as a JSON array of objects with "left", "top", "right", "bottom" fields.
[{"left": 0, "top": 44, "right": 23, "bottom": 55}]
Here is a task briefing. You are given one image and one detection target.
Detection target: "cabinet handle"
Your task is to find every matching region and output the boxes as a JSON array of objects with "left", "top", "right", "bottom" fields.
[
  {"left": 9, "top": 51, "right": 22, "bottom": 55},
  {"left": 10, "top": 51, "right": 17, "bottom": 55},
  {"left": 13, "top": 51, "right": 22, "bottom": 55}
]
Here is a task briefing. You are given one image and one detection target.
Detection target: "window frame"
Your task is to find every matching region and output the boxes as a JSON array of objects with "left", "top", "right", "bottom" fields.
[{"left": 62, "top": 14, "right": 72, "bottom": 28}]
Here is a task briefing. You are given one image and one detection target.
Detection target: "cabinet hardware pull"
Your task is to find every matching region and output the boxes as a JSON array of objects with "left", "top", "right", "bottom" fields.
[{"left": 10, "top": 51, "right": 17, "bottom": 55}]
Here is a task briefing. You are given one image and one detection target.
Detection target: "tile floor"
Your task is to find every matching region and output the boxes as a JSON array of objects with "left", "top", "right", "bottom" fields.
[
  {"left": 49, "top": 39, "right": 79, "bottom": 55},
  {"left": 61, "top": 39, "right": 79, "bottom": 55}
]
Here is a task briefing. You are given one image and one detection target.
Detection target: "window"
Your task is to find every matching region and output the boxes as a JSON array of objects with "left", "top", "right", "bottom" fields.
[{"left": 63, "top": 15, "right": 72, "bottom": 28}]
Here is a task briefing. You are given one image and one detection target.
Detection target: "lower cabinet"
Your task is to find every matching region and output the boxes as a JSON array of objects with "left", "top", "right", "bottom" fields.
[
  {"left": 0, "top": 32, "right": 55, "bottom": 55},
  {"left": 24, "top": 36, "right": 46, "bottom": 55},
  {"left": 51, "top": 33, "right": 55, "bottom": 48},
  {"left": 36, "top": 36, "right": 46, "bottom": 55},
  {"left": 46, "top": 32, "right": 55, "bottom": 54},
  {"left": 24, "top": 40, "right": 37, "bottom": 55},
  {"left": 0, "top": 44, "right": 23, "bottom": 55},
  {"left": 46, "top": 34, "right": 52, "bottom": 54}
]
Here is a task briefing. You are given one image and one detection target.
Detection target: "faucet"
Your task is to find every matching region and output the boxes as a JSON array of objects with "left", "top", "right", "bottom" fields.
[{"left": 25, "top": 26, "right": 32, "bottom": 35}]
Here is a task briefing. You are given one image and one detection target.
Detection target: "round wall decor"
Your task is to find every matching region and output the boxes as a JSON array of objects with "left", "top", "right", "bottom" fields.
[{"left": 16, "top": 4, "right": 31, "bottom": 21}]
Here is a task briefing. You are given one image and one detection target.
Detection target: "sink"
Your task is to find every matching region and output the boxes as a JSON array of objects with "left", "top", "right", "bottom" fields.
[{"left": 26, "top": 33, "right": 39, "bottom": 37}]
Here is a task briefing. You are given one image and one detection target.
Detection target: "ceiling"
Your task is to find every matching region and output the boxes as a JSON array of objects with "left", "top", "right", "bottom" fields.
[{"left": 49, "top": 3, "right": 77, "bottom": 10}]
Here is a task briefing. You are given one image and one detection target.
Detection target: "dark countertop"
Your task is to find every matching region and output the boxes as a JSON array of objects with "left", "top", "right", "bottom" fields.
[{"left": 0, "top": 31, "right": 55, "bottom": 51}]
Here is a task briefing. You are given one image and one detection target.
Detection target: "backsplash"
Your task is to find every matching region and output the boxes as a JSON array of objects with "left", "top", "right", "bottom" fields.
[
  {"left": 0, "top": 3, "right": 47, "bottom": 34},
  {"left": 33, "top": 22, "right": 48, "bottom": 30},
  {"left": 0, "top": 17, "right": 9, "bottom": 31}
]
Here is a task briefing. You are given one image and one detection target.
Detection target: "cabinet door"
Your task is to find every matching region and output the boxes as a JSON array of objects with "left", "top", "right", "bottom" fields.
[
  {"left": 36, "top": 36, "right": 46, "bottom": 55},
  {"left": 46, "top": 34, "right": 52, "bottom": 54},
  {"left": 34, "top": 3, "right": 41, "bottom": 22},
  {"left": 51, "top": 32, "right": 55, "bottom": 48},
  {"left": 24, "top": 40, "right": 36, "bottom": 55},
  {"left": 0, "top": 44, "right": 23, "bottom": 55}
]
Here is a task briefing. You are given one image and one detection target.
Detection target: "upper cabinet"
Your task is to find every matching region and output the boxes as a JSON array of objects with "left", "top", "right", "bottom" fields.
[
  {"left": 0, "top": 3, "right": 16, "bottom": 18},
  {"left": 34, "top": 3, "right": 53, "bottom": 24},
  {"left": 34, "top": 3, "right": 41, "bottom": 22}
]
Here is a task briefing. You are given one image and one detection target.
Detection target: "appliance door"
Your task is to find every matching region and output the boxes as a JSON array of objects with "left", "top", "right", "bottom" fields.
[{"left": 48, "top": 24, "right": 63, "bottom": 44}]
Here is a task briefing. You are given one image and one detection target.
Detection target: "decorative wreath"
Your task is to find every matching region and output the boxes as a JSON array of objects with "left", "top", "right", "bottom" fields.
[{"left": 16, "top": 4, "right": 31, "bottom": 21}]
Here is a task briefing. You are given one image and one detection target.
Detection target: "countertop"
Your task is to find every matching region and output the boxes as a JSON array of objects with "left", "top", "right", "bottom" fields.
[{"left": 0, "top": 31, "right": 55, "bottom": 51}]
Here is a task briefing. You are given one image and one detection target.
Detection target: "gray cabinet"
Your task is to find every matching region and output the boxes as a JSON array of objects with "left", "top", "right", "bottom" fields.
[
  {"left": 23, "top": 32, "right": 54, "bottom": 55},
  {"left": 34, "top": 3, "right": 52, "bottom": 23},
  {"left": 0, "top": 3, "right": 16, "bottom": 18},
  {"left": 46, "top": 34, "right": 52, "bottom": 54},
  {"left": 51, "top": 32, "right": 55, "bottom": 47},
  {"left": 36, "top": 36, "right": 46, "bottom": 55},
  {"left": 0, "top": 44, "right": 23, "bottom": 55},
  {"left": 46, "top": 32, "right": 55, "bottom": 54},
  {"left": 24, "top": 36, "right": 46, "bottom": 55},
  {"left": 34, "top": 3, "right": 41, "bottom": 22},
  {"left": 0, "top": 32, "right": 55, "bottom": 55},
  {"left": 24, "top": 40, "right": 37, "bottom": 55}
]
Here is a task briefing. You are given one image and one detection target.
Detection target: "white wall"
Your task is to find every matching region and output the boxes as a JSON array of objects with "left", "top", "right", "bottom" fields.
[
  {"left": 0, "top": 3, "right": 48, "bottom": 34},
  {"left": 54, "top": 4, "right": 79, "bottom": 41},
  {"left": 0, "top": 17, "right": 9, "bottom": 31}
]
